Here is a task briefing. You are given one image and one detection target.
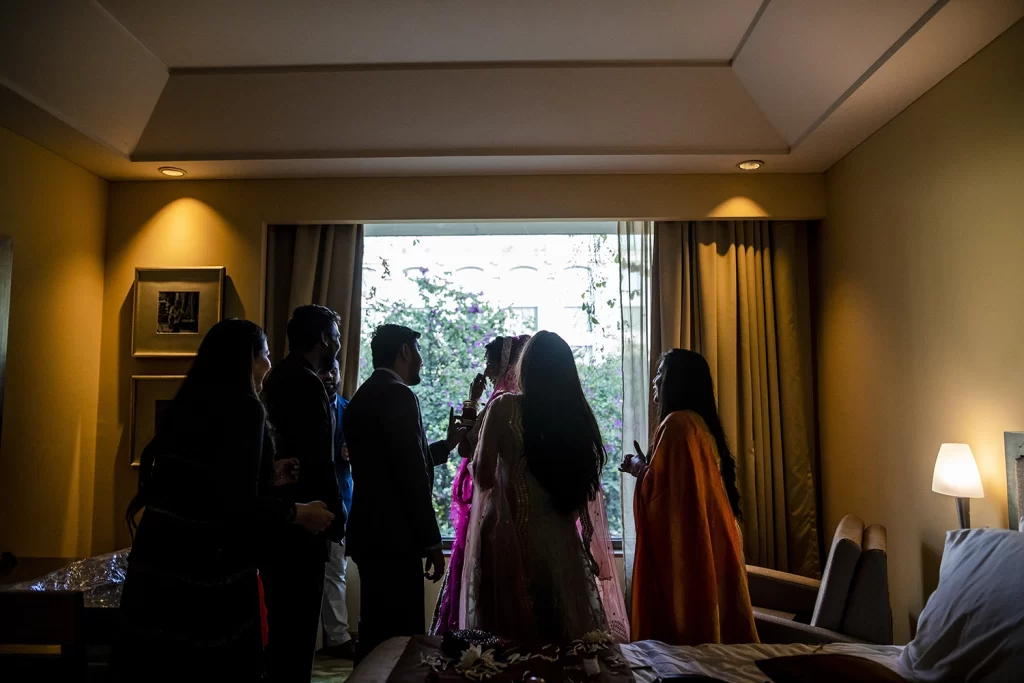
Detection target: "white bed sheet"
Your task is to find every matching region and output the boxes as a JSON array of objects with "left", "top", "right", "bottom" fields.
[
  {"left": 347, "top": 637, "right": 906, "bottom": 683},
  {"left": 622, "top": 640, "right": 905, "bottom": 682}
]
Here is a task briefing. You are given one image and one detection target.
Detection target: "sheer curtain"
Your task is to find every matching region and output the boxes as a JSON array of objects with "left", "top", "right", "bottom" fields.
[
  {"left": 264, "top": 224, "right": 364, "bottom": 397},
  {"left": 653, "top": 221, "right": 820, "bottom": 577},
  {"left": 617, "top": 221, "right": 653, "bottom": 603}
]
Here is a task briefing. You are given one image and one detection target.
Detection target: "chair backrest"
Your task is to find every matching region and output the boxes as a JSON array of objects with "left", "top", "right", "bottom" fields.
[
  {"left": 840, "top": 523, "right": 893, "bottom": 644},
  {"left": 811, "top": 514, "right": 863, "bottom": 631}
]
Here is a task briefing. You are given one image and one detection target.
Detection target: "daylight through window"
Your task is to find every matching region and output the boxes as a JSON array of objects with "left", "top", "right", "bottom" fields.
[{"left": 358, "top": 223, "right": 625, "bottom": 538}]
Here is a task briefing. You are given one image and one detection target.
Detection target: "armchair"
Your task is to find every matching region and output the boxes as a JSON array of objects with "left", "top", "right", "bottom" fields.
[{"left": 747, "top": 514, "right": 893, "bottom": 645}]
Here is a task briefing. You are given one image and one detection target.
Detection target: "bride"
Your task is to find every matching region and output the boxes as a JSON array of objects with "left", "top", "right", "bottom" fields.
[
  {"left": 430, "top": 334, "right": 530, "bottom": 636},
  {"left": 459, "top": 331, "right": 628, "bottom": 642}
]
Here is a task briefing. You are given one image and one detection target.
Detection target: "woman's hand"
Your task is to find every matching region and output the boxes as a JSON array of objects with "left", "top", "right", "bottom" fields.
[
  {"left": 294, "top": 500, "right": 335, "bottom": 533},
  {"left": 619, "top": 441, "right": 649, "bottom": 478},
  {"left": 273, "top": 458, "right": 300, "bottom": 487},
  {"left": 469, "top": 373, "right": 487, "bottom": 403}
]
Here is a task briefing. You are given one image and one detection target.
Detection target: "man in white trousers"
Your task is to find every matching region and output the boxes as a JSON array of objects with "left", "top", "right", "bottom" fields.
[{"left": 318, "top": 359, "right": 356, "bottom": 659}]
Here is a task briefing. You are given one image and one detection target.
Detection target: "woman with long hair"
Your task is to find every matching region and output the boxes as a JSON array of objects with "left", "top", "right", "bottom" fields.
[
  {"left": 459, "top": 331, "right": 615, "bottom": 641},
  {"left": 621, "top": 348, "right": 758, "bottom": 645},
  {"left": 114, "top": 319, "right": 334, "bottom": 681},
  {"left": 430, "top": 334, "right": 529, "bottom": 635}
]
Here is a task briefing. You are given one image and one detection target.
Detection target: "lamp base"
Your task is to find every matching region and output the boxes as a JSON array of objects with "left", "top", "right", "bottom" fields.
[{"left": 955, "top": 497, "right": 971, "bottom": 529}]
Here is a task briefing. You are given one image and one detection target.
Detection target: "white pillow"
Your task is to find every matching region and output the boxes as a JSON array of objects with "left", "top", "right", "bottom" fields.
[{"left": 900, "top": 528, "right": 1024, "bottom": 681}]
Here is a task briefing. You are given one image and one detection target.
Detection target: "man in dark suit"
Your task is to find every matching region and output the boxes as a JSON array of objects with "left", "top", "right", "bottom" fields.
[
  {"left": 261, "top": 305, "right": 345, "bottom": 682},
  {"left": 344, "top": 324, "right": 467, "bottom": 661}
]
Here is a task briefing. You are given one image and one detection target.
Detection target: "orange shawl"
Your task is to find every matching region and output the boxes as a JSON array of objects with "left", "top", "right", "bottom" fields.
[{"left": 631, "top": 410, "right": 758, "bottom": 645}]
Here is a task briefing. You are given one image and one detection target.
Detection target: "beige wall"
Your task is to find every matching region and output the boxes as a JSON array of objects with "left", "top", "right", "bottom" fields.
[
  {"left": 0, "top": 126, "right": 107, "bottom": 557},
  {"left": 92, "top": 173, "right": 824, "bottom": 552},
  {"left": 818, "top": 19, "right": 1024, "bottom": 644}
]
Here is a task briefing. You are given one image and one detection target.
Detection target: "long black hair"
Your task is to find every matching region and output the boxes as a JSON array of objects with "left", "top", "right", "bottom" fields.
[
  {"left": 657, "top": 348, "right": 742, "bottom": 521},
  {"left": 518, "top": 331, "right": 605, "bottom": 514},
  {"left": 125, "top": 318, "right": 268, "bottom": 538}
]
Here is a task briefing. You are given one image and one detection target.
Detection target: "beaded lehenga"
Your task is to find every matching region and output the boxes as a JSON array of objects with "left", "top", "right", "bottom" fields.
[
  {"left": 458, "top": 393, "right": 629, "bottom": 643},
  {"left": 430, "top": 335, "right": 530, "bottom": 636}
]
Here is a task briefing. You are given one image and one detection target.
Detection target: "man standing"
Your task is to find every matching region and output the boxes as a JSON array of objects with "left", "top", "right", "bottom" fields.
[
  {"left": 343, "top": 324, "right": 467, "bottom": 661},
  {"left": 262, "top": 305, "right": 344, "bottom": 682},
  {"left": 317, "top": 357, "right": 355, "bottom": 660}
]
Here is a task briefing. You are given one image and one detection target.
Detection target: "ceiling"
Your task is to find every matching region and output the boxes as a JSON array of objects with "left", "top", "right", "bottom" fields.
[
  {"left": 1, "top": 0, "right": 1022, "bottom": 180},
  {"left": 97, "top": 0, "right": 766, "bottom": 66}
]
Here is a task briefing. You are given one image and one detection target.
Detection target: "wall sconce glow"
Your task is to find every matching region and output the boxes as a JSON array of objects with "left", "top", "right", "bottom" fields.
[
  {"left": 158, "top": 167, "right": 187, "bottom": 177},
  {"left": 736, "top": 160, "right": 764, "bottom": 171}
]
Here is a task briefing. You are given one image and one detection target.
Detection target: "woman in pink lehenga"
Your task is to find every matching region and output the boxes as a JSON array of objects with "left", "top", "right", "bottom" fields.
[
  {"left": 459, "top": 331, "right": 630, "bottom": 643},
  {"left": 429, "top": 334, "right": 531, "bottom": 635}
]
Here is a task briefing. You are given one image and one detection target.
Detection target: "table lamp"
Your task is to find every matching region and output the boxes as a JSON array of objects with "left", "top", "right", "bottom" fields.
[{"left": 932, "top": 443, "right": 984, "bottom": 529}]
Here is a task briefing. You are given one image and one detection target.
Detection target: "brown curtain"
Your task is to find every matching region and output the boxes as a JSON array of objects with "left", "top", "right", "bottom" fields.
[
  {"left": 265, "top": 224, "right": 364, "bottom": 398},
  {"left": 652, "top": 221, "right": 820, "bottom": 577}
]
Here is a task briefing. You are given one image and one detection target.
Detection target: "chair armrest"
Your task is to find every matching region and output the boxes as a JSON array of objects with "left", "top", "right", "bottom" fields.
[
  {"left": 746, "top": 565, "right": 820, "bottom": 616},
  {"left": 753, "top": 609, "right": 865, "bottom": 645}
]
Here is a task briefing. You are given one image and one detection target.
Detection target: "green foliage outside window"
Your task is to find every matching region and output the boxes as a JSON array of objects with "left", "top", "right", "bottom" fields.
[{"left": 359, "top": 272, "right": 624, "bottom": 537}]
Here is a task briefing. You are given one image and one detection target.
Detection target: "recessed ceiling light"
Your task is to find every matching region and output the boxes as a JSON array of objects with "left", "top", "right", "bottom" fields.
[
  {"left": 158, "top": 167, "right": 186, "bottom": 177},
  {"left": 736, "top": 160, "right": 764, "bottom": 171}
]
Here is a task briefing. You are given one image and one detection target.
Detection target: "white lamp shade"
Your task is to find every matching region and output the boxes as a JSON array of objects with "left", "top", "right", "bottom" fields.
[{"left": 932, "top": 443, "right": 985, "bottom": 499}]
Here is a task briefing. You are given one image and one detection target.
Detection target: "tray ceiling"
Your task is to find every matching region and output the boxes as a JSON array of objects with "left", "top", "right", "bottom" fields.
[
  {"left": 97, "top": 0, "right": 766, "bottom": 67},
  {"left": 1, "top": 0, "right": 1021, "bottom": 180}
]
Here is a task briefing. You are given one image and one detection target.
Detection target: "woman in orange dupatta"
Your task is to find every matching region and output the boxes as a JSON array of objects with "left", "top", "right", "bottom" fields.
[{"left": 621, "top": 349, "right": 758, "bottom": 646}]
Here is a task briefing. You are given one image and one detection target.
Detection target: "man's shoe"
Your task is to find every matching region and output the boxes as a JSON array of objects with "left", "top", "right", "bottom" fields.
[{"left": 323, "top": 640, "right": 357, "bottom": 660}]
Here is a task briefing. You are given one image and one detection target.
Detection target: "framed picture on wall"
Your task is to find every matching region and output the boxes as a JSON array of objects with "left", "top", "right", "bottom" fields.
[
  {"left": 130, "top": 375, "right": 184, "bottom": 467},
  {"left": 132, "top": 267, "right": 225, "bottom": 357}
]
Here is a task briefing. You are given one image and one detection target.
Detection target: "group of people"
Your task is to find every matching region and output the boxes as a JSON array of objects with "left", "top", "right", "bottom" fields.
[{"left": 113, "top": 303, "right": 759, "bottom": 682}]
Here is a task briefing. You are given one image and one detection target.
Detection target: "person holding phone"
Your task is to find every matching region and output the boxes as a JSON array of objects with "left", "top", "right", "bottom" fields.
[
  {"left": 621, "top": 349, "right": 758, "bottom": 646},
  {"left": 430, "top": 334, "right": 530, "bottom": 636}
]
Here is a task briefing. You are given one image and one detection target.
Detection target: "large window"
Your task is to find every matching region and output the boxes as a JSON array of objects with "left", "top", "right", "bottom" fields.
[{"left": 358, "top": 223, "right": 624, "bottom": 537}]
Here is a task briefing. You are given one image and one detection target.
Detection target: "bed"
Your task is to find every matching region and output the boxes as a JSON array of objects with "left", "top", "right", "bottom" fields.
[
  {"left": 349, "top": 637, "right": 906, "bottom": 683},
  {"left": 9, "top": 530, "right": 1019, "bottom": 682}
]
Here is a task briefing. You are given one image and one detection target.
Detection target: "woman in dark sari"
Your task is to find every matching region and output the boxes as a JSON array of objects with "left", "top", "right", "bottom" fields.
[{"left": 114, "top": 319, "right": 334, "bottom": 681}]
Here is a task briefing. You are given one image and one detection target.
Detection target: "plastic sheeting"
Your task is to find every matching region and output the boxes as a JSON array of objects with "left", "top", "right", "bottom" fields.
[{"left": 0, "top": 549, "right": 129, "bottom": 608}]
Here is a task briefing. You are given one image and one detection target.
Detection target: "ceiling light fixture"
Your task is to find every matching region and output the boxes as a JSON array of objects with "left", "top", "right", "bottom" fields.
[
  {"left": 737, "top": 160, "right": 764, "bottom": 171},
  {"left": 158, "top": 167, "right": 186, "bottom": 177}
]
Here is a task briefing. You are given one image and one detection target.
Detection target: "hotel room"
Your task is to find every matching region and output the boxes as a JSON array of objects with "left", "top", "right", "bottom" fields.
[{"left": 1, "top": 1, "right": 1023, "bottom": 681}]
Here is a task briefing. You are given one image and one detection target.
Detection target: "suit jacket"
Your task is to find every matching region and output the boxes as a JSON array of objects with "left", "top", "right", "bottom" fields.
[
  {"left": 261, "top": 352, "right": 345, "bottom": 546},
  {"left": 343, "top": 368, "right": 449, "bottom": 560}
]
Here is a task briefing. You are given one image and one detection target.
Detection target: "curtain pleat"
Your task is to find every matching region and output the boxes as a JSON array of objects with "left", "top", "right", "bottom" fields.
[
  {"left": 652, "top": 220, "right": 820, "bottom": 577},
  {"left": 264, "top": 224, "right": 364, "bottom": 398},
  {"left": 617, "top": 221, "right": 653, "bottom": 606}
]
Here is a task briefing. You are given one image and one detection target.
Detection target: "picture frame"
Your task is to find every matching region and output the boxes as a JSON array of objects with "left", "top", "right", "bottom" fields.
[
  {"left": 132, "top": 267, "right": 225, "bottom": 357},
  {"left": 129, "top": 375, "right": 185, "bottom": 467}
]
